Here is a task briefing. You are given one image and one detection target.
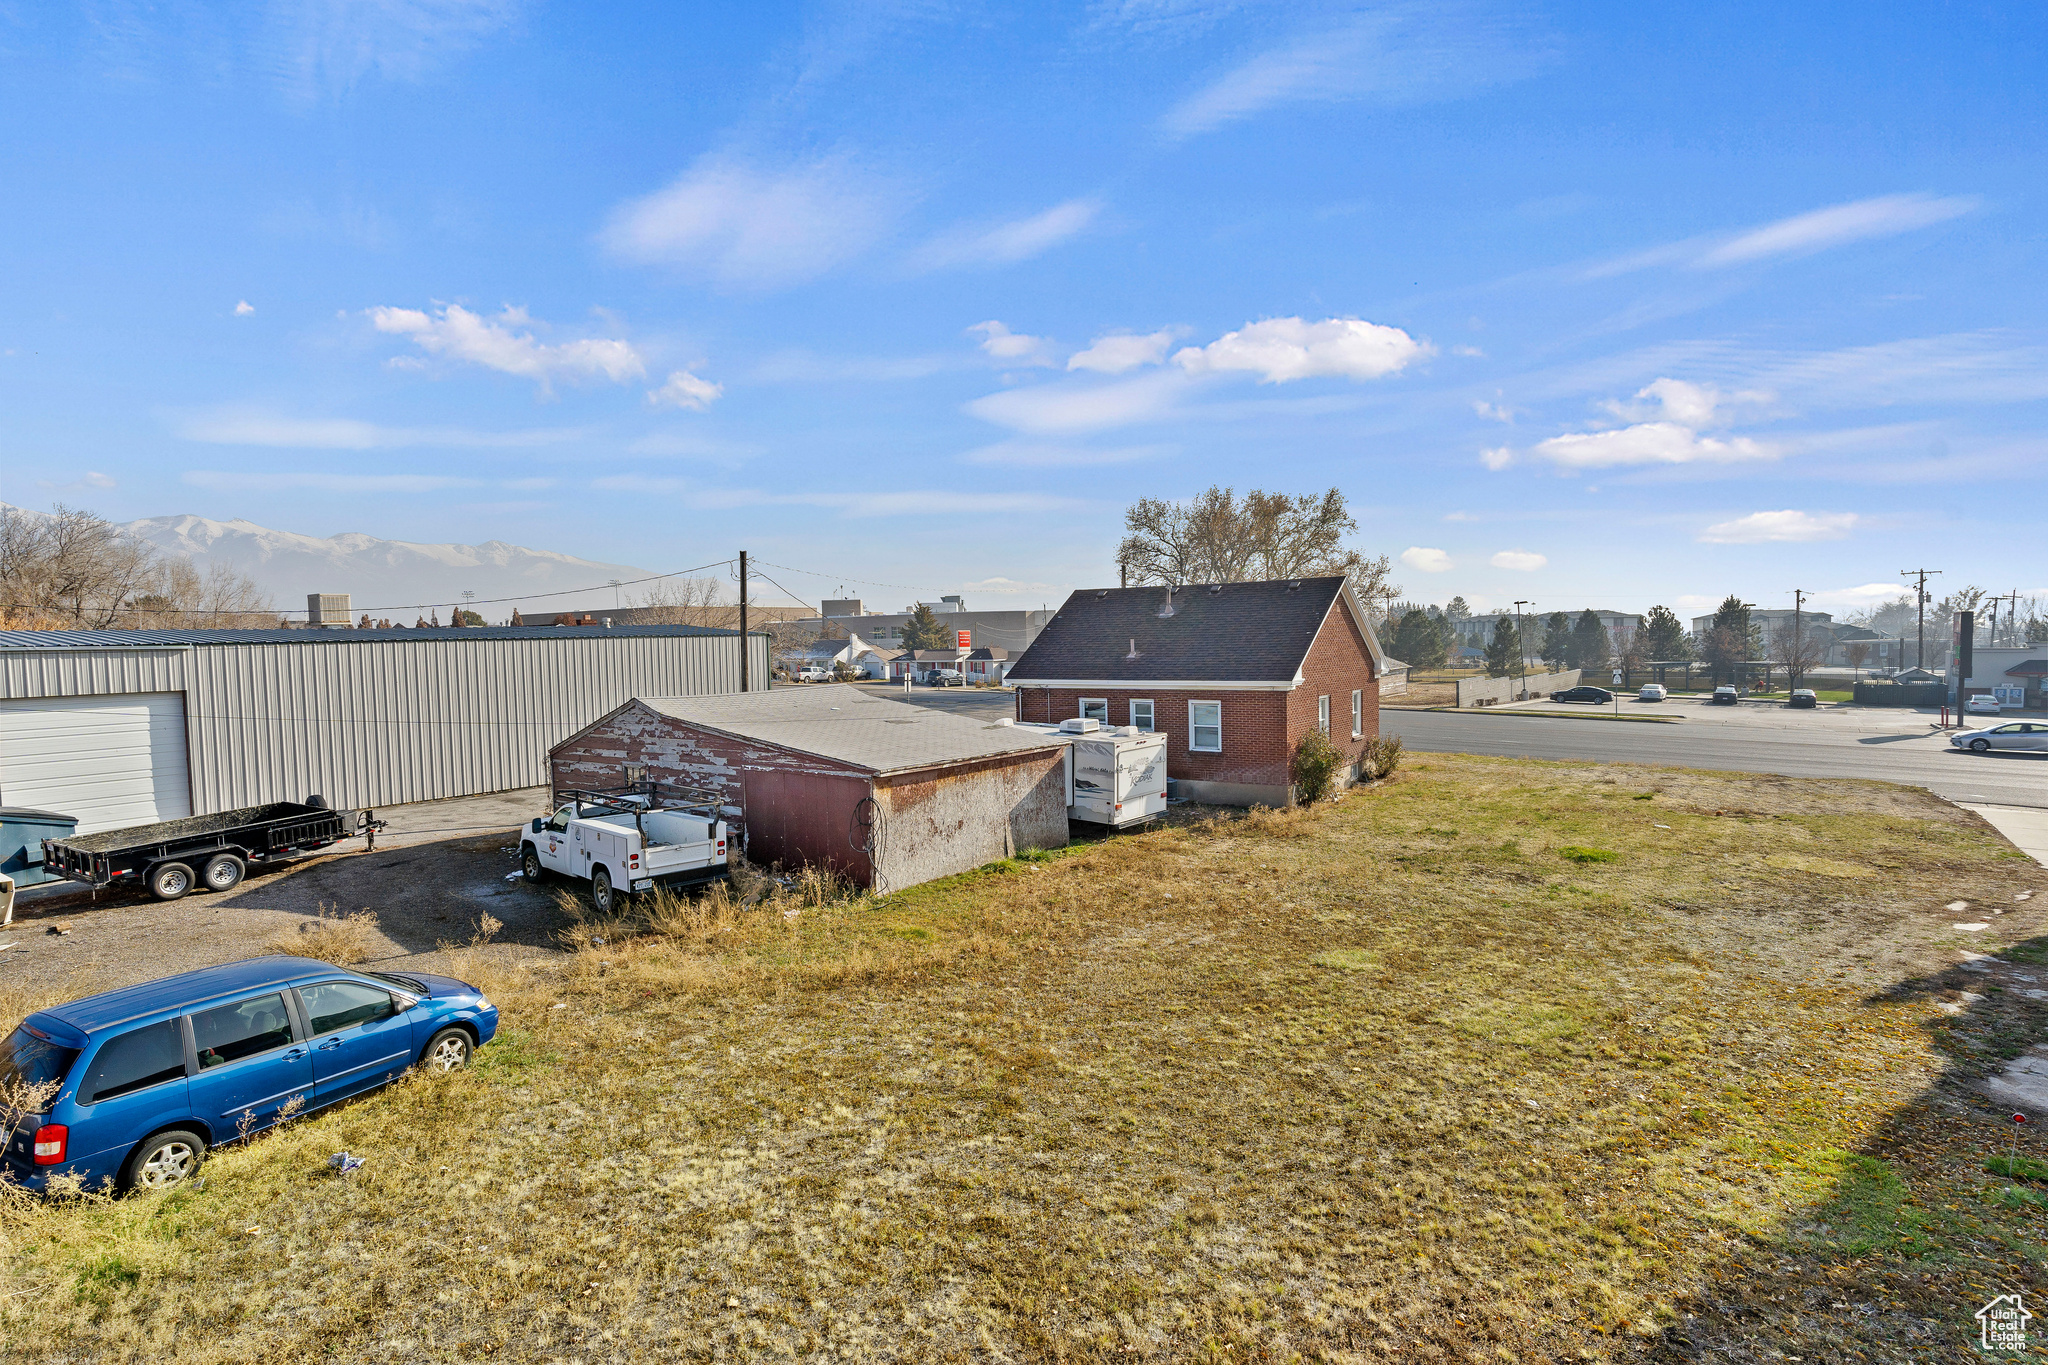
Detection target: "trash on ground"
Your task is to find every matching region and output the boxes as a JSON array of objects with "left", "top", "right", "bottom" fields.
[
  {"left": 1956, "top": 923, "right": 1991, "bottom": 932},
  {"left": 503, "top": 872, "right": 522, "bottom": 882},
  {"left": 1947, "top": 900, "right": 1970, "bottom": 912},
  {"left": 550, "top": 1002, "right": 566, "bottom": 1010},
  {"left": 44, "top": 927, "right": 68, "bottom": 936},
  {"left": 328, "top": 1152, "right": 366, "bottom": 1176}
]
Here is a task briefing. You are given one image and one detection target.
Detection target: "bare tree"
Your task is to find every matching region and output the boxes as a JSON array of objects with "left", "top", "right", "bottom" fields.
[
  {"left": 1, "top": 504, "right": 272, "bottom": 629},
  {"left": 629, "top": 575, "right": 731, "bottom": 627},
  {"left": 1773, "top": 623, "right": 1829, "bottom": 690},
  {"left": 1117, "top": 486, "right": 1399, "bottom": 599},
  {"left": 1844, "top": 641, "right": 1871, "bottom": 678}
]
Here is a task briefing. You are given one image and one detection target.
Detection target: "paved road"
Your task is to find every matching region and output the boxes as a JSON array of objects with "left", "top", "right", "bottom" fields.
[{"left": 1385, "top": 710, "right": 2048, "bottom": 809}]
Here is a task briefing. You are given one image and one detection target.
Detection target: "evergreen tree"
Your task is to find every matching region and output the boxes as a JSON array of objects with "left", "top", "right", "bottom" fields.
[
  {"left": 1700, "top": 595, "right": 1758, "bottom": 684},
  {"left": 1391, "top": 608, "right": 1447, "bottom": 668},
  {"left": 1484, "top": 615, "right": 1520, "bottom": 678},
  {"left": 1541, "top": 611, "right": 1573, "bottom": 669},
  {"left": 1444, "top": 596, "right": 1471, "bottom": 622},
  {"left": 900, "top": 602, "right": 951, "bottom": 651},
  {"left": 1639, "top": 605, "right": 1691, "bottom": 660},
  {"left": 1572, "top": 609, "right": 1611, "bottom": 672}
]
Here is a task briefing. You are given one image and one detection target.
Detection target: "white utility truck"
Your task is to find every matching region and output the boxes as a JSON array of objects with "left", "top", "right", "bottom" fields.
[
  {"left": 1005, "top": 718, "right": 1168, "bottom": 828},
  {"left": 519, "top": 784, "right": 731, "bottom": 913}
]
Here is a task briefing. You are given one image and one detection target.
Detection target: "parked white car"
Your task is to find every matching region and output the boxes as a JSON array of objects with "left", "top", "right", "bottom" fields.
[
  {"left": 1638, "top": 683, "right": 1667, "bottom": 702},
  {"left": 1951, "top": 723, "right": 2048, "bottom": 754},
  {"left": 1965, "top": 694, "right": 2002, "bottom": 715},
  {"left": 519, "top": 786, "right": 730, "bottom": 913}
]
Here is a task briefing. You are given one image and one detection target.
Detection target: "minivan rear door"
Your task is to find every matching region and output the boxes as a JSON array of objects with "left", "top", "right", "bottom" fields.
[
  {"left": 186, "top": 992, "right": 312, "bottom": 1135},
  {"left": 63, "top": 1019, "right": 190, "bottom": 1182}
]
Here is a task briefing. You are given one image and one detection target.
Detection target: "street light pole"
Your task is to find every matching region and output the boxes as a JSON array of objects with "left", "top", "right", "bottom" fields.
[
  {"left": 1513, "top": 601, "right": 1532, "bottom": 700},
  {"left": 1791, "top": 588, "right": 1807, "bottom": 692}
]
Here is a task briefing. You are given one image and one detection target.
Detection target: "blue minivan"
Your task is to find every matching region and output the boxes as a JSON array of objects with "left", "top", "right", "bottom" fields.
[{"left": 0, "top": 956, "right": 497, "bottom": 1193}]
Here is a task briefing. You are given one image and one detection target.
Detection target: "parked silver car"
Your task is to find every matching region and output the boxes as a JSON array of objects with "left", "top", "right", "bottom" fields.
[{"left": 1952, "top": 722, "right": 2048, "bottom": 754}]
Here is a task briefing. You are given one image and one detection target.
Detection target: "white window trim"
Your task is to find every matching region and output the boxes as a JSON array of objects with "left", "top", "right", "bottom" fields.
[
  {"left": 1188, "top": 699, "right": 1222, "bottom": 753},
  {"left": 1317, "top": 695, "right": 1330, "bottom": 736},
  {"left": 1130, "top": 699, "right": 1155, "bottom": 731},
  {"left": 1079, "top": 697, "right": 1109, "bottom": 722},
  {"left": 1351, "top": 689, "right": 1363, "bottom": 739}
]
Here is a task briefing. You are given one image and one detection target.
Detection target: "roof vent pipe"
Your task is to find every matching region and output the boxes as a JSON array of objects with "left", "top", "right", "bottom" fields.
[
  {"left": 1157, "top": 586, "right": 1176, "bottom": 618},
  {"left": 1124, "top": 637, "right": 1141, "bottom": 660}
]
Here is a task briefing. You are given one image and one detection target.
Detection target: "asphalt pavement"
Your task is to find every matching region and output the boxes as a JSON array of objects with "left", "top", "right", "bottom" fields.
[{"left": 1384, "top": 708, "right": 2048, "bottom": 809}]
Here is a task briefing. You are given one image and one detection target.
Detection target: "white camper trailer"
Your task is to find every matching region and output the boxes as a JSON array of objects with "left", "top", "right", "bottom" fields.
[{"left": 1004, "top": 717, "right": 1168, "bottom": 827}]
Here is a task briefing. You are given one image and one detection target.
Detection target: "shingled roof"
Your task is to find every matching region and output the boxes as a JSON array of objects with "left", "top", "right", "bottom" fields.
[{"left": 1005, "top": 576, "right": 1383, "bottom": 685}]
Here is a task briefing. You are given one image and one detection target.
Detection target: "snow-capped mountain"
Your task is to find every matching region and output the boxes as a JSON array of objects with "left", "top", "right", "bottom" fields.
[
  {"left": 128, "top": 514, "right": 664, "bottom": 620},
  {"left": 2, "top": 502, "right": 669, "bottom": 620}
]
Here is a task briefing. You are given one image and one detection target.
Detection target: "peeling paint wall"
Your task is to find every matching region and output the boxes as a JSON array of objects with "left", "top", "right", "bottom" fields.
[{"left": 875, "top": 751, "right": 1067, "bottom": 891}]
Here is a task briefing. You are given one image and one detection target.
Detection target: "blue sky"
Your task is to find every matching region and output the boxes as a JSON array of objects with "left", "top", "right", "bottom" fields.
[{"left": 2, "top": 1, "right": 2043, "bottom": 619}]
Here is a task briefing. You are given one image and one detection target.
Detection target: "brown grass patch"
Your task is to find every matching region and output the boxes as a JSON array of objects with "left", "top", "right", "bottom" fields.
[{"left": 261, "top": 904, "right": 379, "bottom": 963}]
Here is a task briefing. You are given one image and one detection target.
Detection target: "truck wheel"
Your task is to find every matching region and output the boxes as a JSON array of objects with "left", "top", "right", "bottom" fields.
[
  {"left": 521, "top": 846, "right": 545, "bottom": 883},
  {"left": 121, "top": 1128, "right": 206, "bottom": 1191},
  {"left": 591, "top": 866, "right": 618, "bottom": 915},
  {"left": 148, "top": 863, "right": 194, "bottom": 901},
  {"left": 201, "top": 853, "right": 245, "bottom": 892}
]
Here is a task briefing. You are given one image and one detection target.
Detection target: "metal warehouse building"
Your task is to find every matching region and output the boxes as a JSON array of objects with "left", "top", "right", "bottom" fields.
[{"left": 0, "top": 626, "right": 769, "bottom": 832}]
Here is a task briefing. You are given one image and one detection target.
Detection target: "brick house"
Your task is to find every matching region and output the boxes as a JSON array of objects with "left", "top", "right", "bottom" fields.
[{"left": 1005, "top": 576, "right": 1388, "bottom": 806}]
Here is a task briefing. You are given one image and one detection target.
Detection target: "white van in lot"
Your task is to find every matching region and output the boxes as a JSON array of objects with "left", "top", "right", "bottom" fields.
[{"left": 1638, "top": 683, "right": 1668, "bottom": 702}]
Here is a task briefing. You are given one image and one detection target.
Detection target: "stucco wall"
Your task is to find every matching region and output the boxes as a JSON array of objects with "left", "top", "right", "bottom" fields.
[{"left": 875, "top": 751, "right": 1068, "bottom": 893}]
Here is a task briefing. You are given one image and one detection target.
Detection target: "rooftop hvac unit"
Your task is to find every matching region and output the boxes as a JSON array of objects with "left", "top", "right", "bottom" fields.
[
  {"left": 307, "top": 593, "right": 352, "bottom": 628},
  {"left": 1059, "top": 717, "right": 1100, "bottom": 733}
]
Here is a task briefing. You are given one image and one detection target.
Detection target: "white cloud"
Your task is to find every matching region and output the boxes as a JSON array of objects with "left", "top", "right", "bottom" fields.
[
  {"left": 910, "top": 199, "right": 1099, "bottom": 271},
  {"left": 369, "top": 304, "right": 643, "bottom": 389},
  {"left": 1490, "top": 550, "right": 1546, "bottom": 571},
  {"left": 1808, "top": 582, "right": 1913, "bottom": 607},
  {"left": 599, "top": 154, "right": 898, "bottom": 290},
  {"left": 1699, "top": 193, "right": 1979, "bottom": 267},
  {"left": 967, "top": 321, "right": 1057, "bottom": 367},
  {"left": 1602, "top": 377, "right": 1769, "bottom": 427},
  {"left": 1473, "top": 399, "right": 1515, "bottom": 423},
  {"left": 1533, "top": 422, "right": 1775, "bottom": 470},
  {"left": 35, "top": 471, "right": 116, "bottom": 491},
  {"left": 959, "top": 440, "right": 1170, "bottom": 467},
  {"left": 1401, "top": 546, "right": 1453, "bottom": 573},
  {"left": 1697, "top": 510, "right": 1860, "bottom": 544},
  {"left": 1067, "top": 329, "right": 1178, "bottom": 374},
  {"left": 174, "top": 409, "right": 581, "bottom": 450},
  {"left": 234, "top": 300, "right": 255, "bottom": 316},
  {"left": 1158, "top": 11, "right": 1546, "bottom": 138},
  {"left": 1479, "top": 446, "right": 1513, "bottom": 470},
  {"left": 260, "top": 0, "right": 521, "bottom": 100},
  {"left": 182, "top": 470, "right": 483, "bottom": 493},
  {"left": 647, "top": 370, "right": 722, "bottom": 412},
  {"left": 1172, "top": 316, "right": 1431, "bottom": 383},
  {"left": 964, "top": 371, "right": 1184, "bottom": 434},
  {"left": 958, "top": 576, "right": 1068, "bottom": 596}
]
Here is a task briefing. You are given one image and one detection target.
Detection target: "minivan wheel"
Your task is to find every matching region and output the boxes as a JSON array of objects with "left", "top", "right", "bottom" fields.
[
  {"left": 422, "top": 1027, "right": 472, "bottom": 1073},
  {"left": 122, "top": 1129, "right": 207, "bottom": 1192},
  {"left": 591, "top": 865, "right": 617, "bottom": 914},
  {"left": 201, "top": 852, "right": 245, "bottom": 892},
  {"left": 148, "top": 862, "right": 194, "bottom": 901},
  {"left": 521, "top": 847, "right": 545, "bottom": 883},
  {"left": 1970, "top": 737, "right": 1992, "bottom": 753}
]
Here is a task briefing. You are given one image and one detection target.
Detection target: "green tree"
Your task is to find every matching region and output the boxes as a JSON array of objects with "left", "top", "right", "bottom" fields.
[
  {"left": 1700, "top": 595, "right": 1758, "bottom": 684},
  {"left": 1443, "top": 596, "right": 1471, "bottom": 622},
  {"left": 900, "top": 602, "right": 952, "bottom": 651},
  {"left": 1484, "top": 614, "right": 1520, "bottom": 678},
  {"left": 1390, "top": 608, "right": 1446, "bottom": 668},
  {"left": 1638, "top": 605, "right": 1691, "bottom": 660},
  {"left": 1540, "top": 611, "right": 1573, "bottom": 669},
  {"left": 1572, "top": 609, "right": 1611, "bottom": 673}
]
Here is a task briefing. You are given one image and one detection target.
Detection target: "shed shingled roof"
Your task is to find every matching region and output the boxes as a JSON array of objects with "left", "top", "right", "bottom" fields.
[
  {"left": 621, "top": 685, "right": 1062, "bottom": 775},
  {"left": 1005, "top": 576, "right": 1360, "bottom": 683}
]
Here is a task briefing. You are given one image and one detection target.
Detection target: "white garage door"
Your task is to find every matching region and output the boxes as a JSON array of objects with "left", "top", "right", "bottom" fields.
[{"left": 0, "top": 693, "right": 193, "bottom": 834}]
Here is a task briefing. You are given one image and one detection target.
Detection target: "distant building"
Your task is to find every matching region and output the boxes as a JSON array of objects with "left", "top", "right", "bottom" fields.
[
  {"left": 1449, "top": 609, "right": 1641, "bottom": 650},
  {"left": 788, "top": 597, "right": 1054, "bottom": 654}
]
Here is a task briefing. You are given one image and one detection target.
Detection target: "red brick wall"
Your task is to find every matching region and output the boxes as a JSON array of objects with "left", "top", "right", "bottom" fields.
[{"left": 1011, "top": 595, "right": 1380, "bottom": 795}]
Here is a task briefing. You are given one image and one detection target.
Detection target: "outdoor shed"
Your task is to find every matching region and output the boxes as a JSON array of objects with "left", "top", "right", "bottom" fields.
[
  {"left": 548, "top": 685, "right": 1069, "bottom": 892},
  {"left": 0, "top": 625, "right": 769, "bottom": 832}
]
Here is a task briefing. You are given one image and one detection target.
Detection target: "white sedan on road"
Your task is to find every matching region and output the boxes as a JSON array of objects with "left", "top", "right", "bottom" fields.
[{"left": 1953, "top": 722, "right": 2048, "bottom": 754}]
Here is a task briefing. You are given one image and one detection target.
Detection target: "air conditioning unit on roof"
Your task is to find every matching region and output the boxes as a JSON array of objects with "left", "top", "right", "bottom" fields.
[{"left": 1060, "top": 717, "right": 1100, "bottom": 733}]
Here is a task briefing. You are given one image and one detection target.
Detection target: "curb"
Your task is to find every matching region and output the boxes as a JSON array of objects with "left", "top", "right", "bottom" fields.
[{"left": 1419, "top": 707, "right": 1683, "bottom": 725}]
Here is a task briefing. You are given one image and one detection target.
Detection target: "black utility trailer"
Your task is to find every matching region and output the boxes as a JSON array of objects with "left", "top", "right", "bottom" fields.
[{"left": 40, "top": 799, "right": 385, "bottom": 901}]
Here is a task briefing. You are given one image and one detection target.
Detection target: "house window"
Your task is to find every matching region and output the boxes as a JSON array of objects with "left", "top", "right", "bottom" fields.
[
  {"left": 1351, "top": 690, "right": 1363, "bottom": 738},
  {"left": 1080, "top": 698, "right": 1108, "bottom": 722},
  {"left": 1189, "top": 700, "right": 1222, "bottom": 752},
  {"left": 1317, "top": 695, "right": 1330, "bottom": 735},
  {"left": 1129, "top": 699, "right": 1155, "bottom": 731}
]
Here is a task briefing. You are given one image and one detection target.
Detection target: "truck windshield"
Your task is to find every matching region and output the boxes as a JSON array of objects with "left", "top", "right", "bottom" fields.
[{"left": 0, "top": 1024, "right": 80, "bottom": 1093}]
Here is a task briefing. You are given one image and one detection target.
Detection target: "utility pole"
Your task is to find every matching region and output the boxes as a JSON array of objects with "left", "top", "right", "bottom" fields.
[
  {"left": 1901, "top": 568, "right": 1941, "bottom": 670},
  {"left": 738, "top": 551, "right": 750, "bottom": 693},
  {"left": 1513, "top": 600, "right": 1532, "bottom": 700},
  {"left": 1791, "top": 588, "right": 1807, "bottom": 691}
]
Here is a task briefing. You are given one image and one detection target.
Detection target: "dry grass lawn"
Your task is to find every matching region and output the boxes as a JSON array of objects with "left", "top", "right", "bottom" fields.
[{"left": 3, "top": 753, "right": 2045, "bottom": 1363}]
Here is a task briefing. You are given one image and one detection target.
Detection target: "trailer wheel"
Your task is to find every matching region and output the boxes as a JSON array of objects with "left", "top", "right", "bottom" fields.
[
  {"left": 148, "top": 863, "right": 194, "bottom": 901},
  {"left": 201, "top": 853, "right": 245, "bottom": 892},
  {"left": 591, "top": 866, "right": 618, "bottom": 915}
]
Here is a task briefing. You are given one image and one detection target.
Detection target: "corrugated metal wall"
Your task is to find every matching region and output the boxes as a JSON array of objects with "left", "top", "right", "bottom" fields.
[{"left": 0, "top": 633, "right": 770, "bottom": 812}]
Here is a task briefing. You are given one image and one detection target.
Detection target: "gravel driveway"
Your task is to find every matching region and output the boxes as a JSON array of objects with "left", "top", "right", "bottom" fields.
[{"left": 0, "top": 787, "right": 577, "bottom": 1000}]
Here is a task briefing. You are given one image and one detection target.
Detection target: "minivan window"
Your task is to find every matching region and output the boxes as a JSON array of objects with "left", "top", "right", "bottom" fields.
[
  {"left": 0, "top": 1025, "right": 79, "bottom": 1093},
  {"left": 81, "top": 1020, "right": 185, "bottom": 1103},
  {"left": 300, "top": 981, "right": 396, "bottom": 1036},
  {"left": 191, "top": 993, "right": 295, "bottom": 1069}
]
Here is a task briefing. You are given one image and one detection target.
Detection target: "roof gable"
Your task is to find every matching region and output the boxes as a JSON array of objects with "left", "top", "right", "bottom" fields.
[{"left": 1007, "top": 576, "right": 1381, "bottom": 684}]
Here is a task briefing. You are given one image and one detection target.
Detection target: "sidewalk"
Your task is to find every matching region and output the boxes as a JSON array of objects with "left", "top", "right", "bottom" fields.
[{"left": 1959, "top": 805, "right": 2048, "bottom": 869}]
